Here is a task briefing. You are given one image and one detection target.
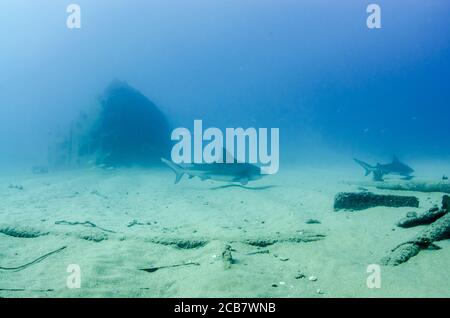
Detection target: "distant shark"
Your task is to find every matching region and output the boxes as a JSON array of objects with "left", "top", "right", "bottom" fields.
[
  {"left": 161, "top": 158, "right": 265, "bottom": 185},
  {"left": 354, "top": 156, "right": 414, "bottom": 181}
]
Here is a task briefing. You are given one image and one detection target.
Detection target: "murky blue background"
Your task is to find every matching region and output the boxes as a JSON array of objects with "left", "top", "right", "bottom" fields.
[{"left": 1, "top": 0, "right": 449, "bottom": 168}]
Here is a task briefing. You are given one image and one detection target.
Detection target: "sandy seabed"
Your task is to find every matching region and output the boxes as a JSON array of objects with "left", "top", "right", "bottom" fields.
[{"left": 0, "top": 164, "right": 449, "bottom": 298}]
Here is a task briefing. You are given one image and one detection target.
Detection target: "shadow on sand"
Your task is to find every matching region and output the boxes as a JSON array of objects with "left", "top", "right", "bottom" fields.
[{"left": 209, "top": 184, "right": 276, "bottom": 190}]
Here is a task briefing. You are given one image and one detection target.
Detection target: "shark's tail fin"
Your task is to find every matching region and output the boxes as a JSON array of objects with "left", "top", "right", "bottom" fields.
[
  {"left": 354, "top": 158, "right": 374, "bottom": 176},
  {"left": 161, "top": 158, "right": 185, "bottom": 184}
]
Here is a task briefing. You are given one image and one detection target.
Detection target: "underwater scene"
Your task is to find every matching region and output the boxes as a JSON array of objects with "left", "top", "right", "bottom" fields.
[{"left": 0, "top": 0, "right": 450, "bottom": 298}]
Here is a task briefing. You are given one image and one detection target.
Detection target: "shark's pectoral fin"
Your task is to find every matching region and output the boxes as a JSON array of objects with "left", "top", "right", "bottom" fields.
[
  {"left": 239, "top": 177, "right": 249, "bottom": 185},
  {"left": 372, "top": 170, "right": 384, "bottom": 182},
  {"left": 188, "top": 175, "right": 194, "bottom": 179}
]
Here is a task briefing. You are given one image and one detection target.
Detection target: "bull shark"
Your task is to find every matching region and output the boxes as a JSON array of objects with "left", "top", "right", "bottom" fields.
[
  {"left": 161, "top": 158, "right": 265, "bottom": 185},
  {"left": 354, "top": 156, "right": 414, "bottom": 181}
]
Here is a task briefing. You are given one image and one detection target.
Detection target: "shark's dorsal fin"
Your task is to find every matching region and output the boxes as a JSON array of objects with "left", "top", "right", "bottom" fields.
[
  {"left": 392, "top": 155, "right": 399, "bottom": 163},
  {"left": 222, "top": 147, "right": 239, "bottom": 163}
]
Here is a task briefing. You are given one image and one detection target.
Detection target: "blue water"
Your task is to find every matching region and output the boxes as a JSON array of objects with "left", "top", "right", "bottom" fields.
[{"left": 1, "top": 0, "right": 449, "bottom": 168}]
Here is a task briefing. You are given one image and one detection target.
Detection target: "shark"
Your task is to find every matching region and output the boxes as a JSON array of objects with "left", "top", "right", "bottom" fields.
[
  {"left": 161, "top": 158, "right": 266, "bottom": 185},
  {"left": 354, "top": 156, "right": 414, "bottom": 181}
]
